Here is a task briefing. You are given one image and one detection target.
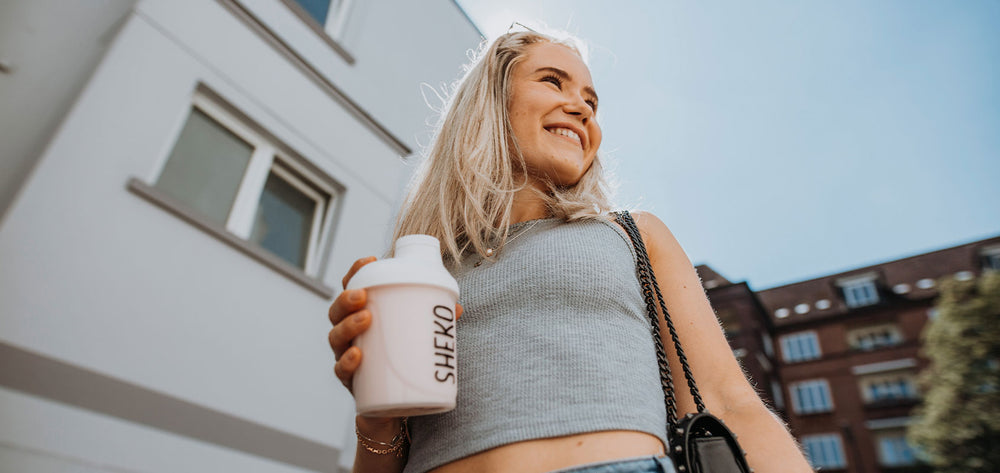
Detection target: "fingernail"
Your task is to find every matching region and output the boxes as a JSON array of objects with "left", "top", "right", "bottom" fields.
[
  {"left": 354, "top": 311, "right": 369, "bottom": 324},
  {"left": 347, "top": 290, "right": 363, "bottom": 303}
]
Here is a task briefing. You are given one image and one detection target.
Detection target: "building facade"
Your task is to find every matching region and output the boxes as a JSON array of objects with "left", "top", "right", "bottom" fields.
[
  {"left": 0, "top": 1, "right": 481, "bottom": 471},
  {"left": 703, "top": 236, "right": 1000, "bottom": 473}
]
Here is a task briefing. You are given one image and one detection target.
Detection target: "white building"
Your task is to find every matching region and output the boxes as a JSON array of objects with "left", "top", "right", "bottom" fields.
[{"left": 0, "top": 1, "right": 481, "bottom": 471}]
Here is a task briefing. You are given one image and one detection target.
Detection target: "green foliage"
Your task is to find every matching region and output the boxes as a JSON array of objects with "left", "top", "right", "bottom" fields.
[{"left": 909, "top": 271, "right": 1000, "bottom": 473}]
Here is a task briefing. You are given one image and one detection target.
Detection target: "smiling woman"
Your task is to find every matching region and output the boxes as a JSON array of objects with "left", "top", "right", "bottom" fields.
[
  {"left": 508, "top": 42, "right": 603, "bottom": 188},
  {"left": 388, "top": 30, "right": 615, "bottom": 266},
  {"left": 326, "top": 27, "right": 813, "bottom": 473}
]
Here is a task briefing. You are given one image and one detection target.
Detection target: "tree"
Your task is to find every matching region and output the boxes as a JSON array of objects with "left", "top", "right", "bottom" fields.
[{"left": 909, "top": 271, "right": 1000, "bottom": 473}]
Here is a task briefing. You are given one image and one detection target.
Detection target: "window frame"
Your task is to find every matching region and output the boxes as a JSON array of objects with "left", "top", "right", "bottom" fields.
[
  {"left": 256, "top": 162, "right": 328, "bottom": 274},
  {"left": 187, "top": 94, "right": 336, "bottom": 276},
  {"left": 770, "top": 380, "right": 785, "bottom": 409},
  {"left": 858, "top": 372, "right": 919, "bottom": 404},
  {"left": 129, "top": 89, "right": 340, "bottom": 298},
  {"left": 982, "top": 246, "right": 1000, "bottom": 271},
  {"left": 779, "top": 331, "right": 822, "bottom": 363},
  {"left": 789, "top": 379, "right": 834, "bottom": 414},
  {"left": 802, "top": 433, "right": 847, "bottom": 469},
  {"left": 323, "top": 0, "right": 354, "bottom": 38},
  {"left": 840, "top": 275, "right": 881, "bottom": 308},
  {"left": 762, "top": 332, "right": 775, "bottom": 358},
  {"left": 847, "top": 324, "right": 903, "bottom": 351},
  {"left": 279, "top": 0, "right": 356, "bottom": 56},
  {"left": 875, "top": 430, "right": 919, "bottom": 467}
]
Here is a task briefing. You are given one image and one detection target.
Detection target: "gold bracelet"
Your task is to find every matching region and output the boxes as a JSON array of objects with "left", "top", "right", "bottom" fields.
[{"left": 356, "top": 418, "right": 408, "bottom": 457}]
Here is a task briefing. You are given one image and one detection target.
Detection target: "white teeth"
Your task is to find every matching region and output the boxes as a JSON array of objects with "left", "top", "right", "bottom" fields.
[{"left": 547, "top": 127, "right": 582, "bottom": 147}]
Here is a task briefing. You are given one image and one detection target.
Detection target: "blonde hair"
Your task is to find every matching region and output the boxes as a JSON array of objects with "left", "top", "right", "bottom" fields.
[{"left": 393, "top": 29, "right": 614, "bottom": 264}]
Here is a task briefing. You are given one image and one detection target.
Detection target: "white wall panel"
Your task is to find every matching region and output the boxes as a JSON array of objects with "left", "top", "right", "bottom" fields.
[
  {"left": 0, "top": 387, "right": 322, "bottom": 473},
  {"left": 0, "top": 0, "right": 480, "bottom": 470}
]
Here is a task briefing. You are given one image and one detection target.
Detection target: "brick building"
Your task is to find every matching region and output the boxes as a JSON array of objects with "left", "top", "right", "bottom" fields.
[{"left": 700, "top": 235, "right": 1000, "bottom": 472}]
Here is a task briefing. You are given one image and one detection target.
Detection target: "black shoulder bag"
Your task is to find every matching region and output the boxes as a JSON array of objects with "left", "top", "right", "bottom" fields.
[{"left": 614, "top": 211, "right": 752, "bottom": 473}]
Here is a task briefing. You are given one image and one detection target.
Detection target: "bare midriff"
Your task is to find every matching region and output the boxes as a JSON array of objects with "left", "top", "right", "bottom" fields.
[{"left": 426, "top": 430, "right": 665, "bottom": 473}]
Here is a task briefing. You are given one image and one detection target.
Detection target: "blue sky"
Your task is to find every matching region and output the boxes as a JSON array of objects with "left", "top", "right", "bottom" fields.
[{"left": 455, "top": 0, "right": 1000, "bottom": 289}]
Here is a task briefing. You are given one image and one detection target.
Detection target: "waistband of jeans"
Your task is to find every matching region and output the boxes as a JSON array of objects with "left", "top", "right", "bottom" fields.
[{"left": 545, "top": 454, "right": 675, "bottom": 473}]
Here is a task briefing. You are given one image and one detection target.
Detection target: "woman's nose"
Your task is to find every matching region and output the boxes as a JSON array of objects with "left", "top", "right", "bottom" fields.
[{"left": 563, "top": 96, "right": 593, "bottom": 122}]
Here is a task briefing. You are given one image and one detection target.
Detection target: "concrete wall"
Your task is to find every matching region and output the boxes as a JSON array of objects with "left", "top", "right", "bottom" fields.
[
  {"left": 0, "top": 0, "right": 137, "bottom": 222},
  {"left": 0, "top": 0, "right": 481, "bottom": 471}
]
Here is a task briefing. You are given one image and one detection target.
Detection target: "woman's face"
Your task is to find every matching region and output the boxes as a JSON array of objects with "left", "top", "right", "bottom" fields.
[{"left": 508, "top": 42, "right": 602, "bottom": 187}]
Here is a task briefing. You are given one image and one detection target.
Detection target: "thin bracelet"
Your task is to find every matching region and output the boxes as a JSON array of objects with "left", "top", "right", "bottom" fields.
[{"left": 356, "top": 418, "right": 408, "bottom": 457}]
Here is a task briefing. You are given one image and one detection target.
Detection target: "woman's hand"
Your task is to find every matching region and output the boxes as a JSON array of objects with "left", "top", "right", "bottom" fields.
[{"left": 328, "top": 256, "right": 377, "bottom": 393}]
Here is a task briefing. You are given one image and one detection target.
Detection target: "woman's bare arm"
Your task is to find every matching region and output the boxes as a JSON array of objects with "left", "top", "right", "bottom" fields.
[{"left": 634, "top": 212, "right": 813, "bottom": 473}]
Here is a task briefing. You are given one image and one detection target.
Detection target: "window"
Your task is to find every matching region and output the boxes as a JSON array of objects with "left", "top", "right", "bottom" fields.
[
  {"left": 847, "top": 324, "right": 902, "bottom": 351},
  {"left": 156, "top": 107, "right": 252, "bottom": 226},
  {"left": 770, "top": 380, "right": 785, "bottom": 409},
  {"left": 717, "top": 308, "right": 741, "bottom": 338},
  {"left": 780, "top": 331, "right": 821, "bottom": 363},
  {"left": 790, "top": 379, "right": 834, "bottom": 414},
  {"left": 877, "top": 431, "right": 918, "bottom": 466},
  {"left": 289, "top": 0, "right": 352, "bottom": 35},
  {"left": 859, "top": 373, "right": 918, "bottom": 404},
  {"left": 154, "top": 93, "right": 337, "bottom": 276},
  {"left": 840, "top": 275, "right": 880, "bottom": 308},
  {"left": 982, "top": 246, "right": 1000, "bottom": 271},
  {"left": 292, "top": 0, "right": 331, "bottom": 24},
  {"left": 803, "top": 434, "right": 847, "bottom": 469},
  {"left": 762, "top": 333, "right": 774, "bottom": 358}
]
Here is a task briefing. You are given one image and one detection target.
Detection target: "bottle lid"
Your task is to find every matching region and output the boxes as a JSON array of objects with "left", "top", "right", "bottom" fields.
[{"left": 346, "top": 235, "right": 459, "bottom": 296}]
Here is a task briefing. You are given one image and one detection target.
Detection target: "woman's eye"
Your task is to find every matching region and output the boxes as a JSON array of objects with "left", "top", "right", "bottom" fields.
[
  {"left": 586, "top": 100, "right": 597, "bottom": 111},
  {"left": 541, "top": 75, "right": 562, "bottom": 88}
]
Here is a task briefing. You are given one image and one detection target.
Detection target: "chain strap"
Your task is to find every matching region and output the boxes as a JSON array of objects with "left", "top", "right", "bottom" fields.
[{"left": 614, "top": 211, "right": 706, "bottom": 427}]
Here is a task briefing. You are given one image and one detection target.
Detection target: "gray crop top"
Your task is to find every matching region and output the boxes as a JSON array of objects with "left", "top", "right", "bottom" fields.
[{"left": 402, "top": 218, "right": 668, "bottom": 473}]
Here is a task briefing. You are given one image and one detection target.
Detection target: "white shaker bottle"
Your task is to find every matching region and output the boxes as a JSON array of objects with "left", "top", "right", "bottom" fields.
[{"left": 346, "top": 235, "right": 460, "bottom": 417}]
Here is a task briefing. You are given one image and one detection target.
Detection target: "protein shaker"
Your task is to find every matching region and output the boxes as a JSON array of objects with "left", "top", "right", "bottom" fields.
[{"left": 346, "top": 235, "right": 460, "bottom": 417}]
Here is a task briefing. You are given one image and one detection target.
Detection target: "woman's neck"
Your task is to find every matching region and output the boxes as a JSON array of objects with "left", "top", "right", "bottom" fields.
[{"left": 510, "top": 183, "right": 549, "bottom": 224}]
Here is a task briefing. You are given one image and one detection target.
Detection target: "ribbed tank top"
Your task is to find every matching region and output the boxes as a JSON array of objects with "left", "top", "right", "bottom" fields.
[{"left": 402, "top": 218, "right": 668, "bottom": 473}]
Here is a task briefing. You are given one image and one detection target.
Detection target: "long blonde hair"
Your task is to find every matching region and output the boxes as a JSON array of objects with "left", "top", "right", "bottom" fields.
[{"left": 393, "top": 30, "right": 614, "bottom": 264}]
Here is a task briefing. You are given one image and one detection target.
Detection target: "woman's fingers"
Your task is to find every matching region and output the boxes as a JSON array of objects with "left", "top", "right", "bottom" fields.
[
  {"left": 342, "top": 256, "right": 377, "bottom": 289},
  {"left": 328, "top": 288, "right": 367, "bottom": 326},
  {"left": 328, "top": 309, "right": 372, "bottom": 358},
  {"left": 334, "top": 346, "right": 362, "bottom": 391},
  {"left": 328, "top": 255, "right": 374, "bottom": 330}
]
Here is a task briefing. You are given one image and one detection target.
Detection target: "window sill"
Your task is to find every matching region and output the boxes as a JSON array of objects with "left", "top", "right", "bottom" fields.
[
  {"left": 127, "top": 178, "right": 335, "bottom": 299},
  {"left": 783, "top": 357, "right": 823, "bottom": 364},
  {"left": 863, "top": 398, "right": 920, "bottom": 410},
  {"left": 849, "top": 344, "right": 904, "bottom": 353},
  {"left": 793, "top": 410, "right": 835, "bottom": 417},
  {"left": 845, "top": 302, "right": 882, "bottom": 310}
]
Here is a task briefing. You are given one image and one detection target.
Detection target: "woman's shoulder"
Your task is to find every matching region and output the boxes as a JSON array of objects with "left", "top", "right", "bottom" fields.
[
  {"left": 606, "top": 211, "right": 674, "bottom": 240},
  {"left": 616, "top": 211, "right": 685, "bottom": 262}
]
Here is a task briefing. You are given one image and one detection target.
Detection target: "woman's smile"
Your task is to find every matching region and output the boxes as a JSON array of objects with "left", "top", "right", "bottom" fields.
[{"left": 544, "top": 126, "right": 584, "bottom": 148}]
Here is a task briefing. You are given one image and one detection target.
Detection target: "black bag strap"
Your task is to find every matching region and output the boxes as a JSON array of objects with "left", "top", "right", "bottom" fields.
[{"left": 613, "top": 211, "right": 706, "bottom": 427}]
